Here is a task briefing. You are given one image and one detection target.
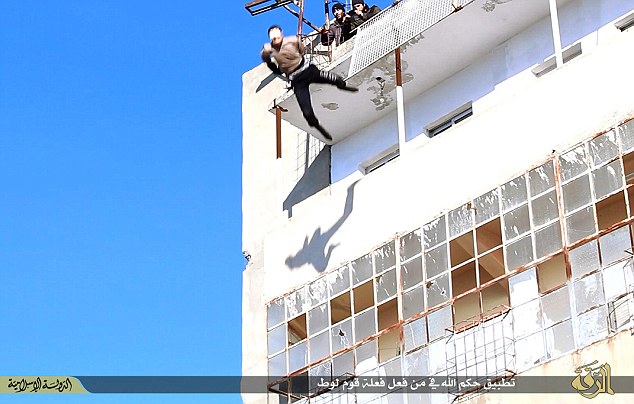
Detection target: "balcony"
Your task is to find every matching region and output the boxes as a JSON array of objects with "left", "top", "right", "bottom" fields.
[{"left": 271, "top": 0, "right": 573, "bottom": 144}]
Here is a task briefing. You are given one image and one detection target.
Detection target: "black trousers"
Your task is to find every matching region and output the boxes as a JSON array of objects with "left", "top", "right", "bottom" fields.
[{"left": 291, "top": 64, "right": 345, "bottom": 128}]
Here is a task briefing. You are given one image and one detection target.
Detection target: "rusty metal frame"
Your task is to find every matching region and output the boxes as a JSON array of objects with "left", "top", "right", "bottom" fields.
[{"left": 265, "top": 114, "right": 634, "bottom": 392}]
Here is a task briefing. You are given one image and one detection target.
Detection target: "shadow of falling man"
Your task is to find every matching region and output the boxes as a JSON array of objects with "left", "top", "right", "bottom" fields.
[{"left": 285, "top": 180, "right": 358, "bottom": 272}]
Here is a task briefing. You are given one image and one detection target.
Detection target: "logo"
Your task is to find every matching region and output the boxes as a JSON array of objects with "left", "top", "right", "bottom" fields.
[{"left": 571, "top": 360, "right": 615, "bottom": 399}]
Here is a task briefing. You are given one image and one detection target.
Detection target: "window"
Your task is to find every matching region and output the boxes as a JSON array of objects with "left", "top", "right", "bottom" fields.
[
  {"left": 531, "top": 42, "right": 582, "bottom": 77},
  {"left": 362, "top": 147, "right": 399, "bottom": 174},
  {"left": 427, "top": 105, "right": 473, "bottom": 137},
  {"left": 615, "top": 12, "right": 634, "bottom": 32}
]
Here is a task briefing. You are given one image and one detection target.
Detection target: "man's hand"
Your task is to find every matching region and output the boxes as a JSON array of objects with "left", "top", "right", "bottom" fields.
[{"left": 266, "top": 61, "right": 283, "bottom": 76}]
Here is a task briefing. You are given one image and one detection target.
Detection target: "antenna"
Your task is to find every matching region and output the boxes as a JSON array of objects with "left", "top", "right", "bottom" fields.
[{"left": 244, "top": 0, "right": 324, "bottom": 33}]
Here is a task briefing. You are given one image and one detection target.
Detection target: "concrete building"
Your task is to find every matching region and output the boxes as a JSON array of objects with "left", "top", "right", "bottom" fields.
[{"left": 242, "top": 0, "right": 634, "bottom": 403}]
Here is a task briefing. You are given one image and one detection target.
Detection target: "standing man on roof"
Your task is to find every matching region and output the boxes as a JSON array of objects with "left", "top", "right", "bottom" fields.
[
  {"left": 261, "top": 25, "right": 358, "bottom": 142},
  {"left": 348, "top": 0, "right": 382, "bottom": 35},
  {"left": 320, "top": 2, "right": 352, "bottom": 46}
]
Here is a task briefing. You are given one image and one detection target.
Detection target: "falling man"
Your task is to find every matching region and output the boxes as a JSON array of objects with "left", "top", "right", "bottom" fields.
[{"left": 261, "top": 25, "right": 358, "bottom": 142}]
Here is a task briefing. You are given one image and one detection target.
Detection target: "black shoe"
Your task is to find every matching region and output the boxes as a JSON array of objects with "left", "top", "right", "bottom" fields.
[{"left": 336, "top": 78, "right": 359, "bottom": 92}]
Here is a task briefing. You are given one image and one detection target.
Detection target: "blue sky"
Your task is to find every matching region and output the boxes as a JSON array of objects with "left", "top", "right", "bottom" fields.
[{"left": 0, "top": 1, "right": 392, "bottom": 403}]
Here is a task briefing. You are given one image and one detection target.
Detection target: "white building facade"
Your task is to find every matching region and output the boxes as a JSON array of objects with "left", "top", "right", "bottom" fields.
[{"left": 242, "top": 0, "right": 634, "bottom": 403}]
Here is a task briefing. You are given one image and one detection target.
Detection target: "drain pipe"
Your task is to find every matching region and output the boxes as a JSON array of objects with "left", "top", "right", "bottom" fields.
[
  {"left": 395, "top": 47, "right": 406, "bottom": 154},
  {"left": 548, "top": 0, "right": 563, "bottom": 67}
]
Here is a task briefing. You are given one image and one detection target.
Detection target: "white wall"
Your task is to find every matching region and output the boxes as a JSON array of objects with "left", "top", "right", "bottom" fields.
[{"left": 331, "top": 0, "right": 633, "bottom": 184}]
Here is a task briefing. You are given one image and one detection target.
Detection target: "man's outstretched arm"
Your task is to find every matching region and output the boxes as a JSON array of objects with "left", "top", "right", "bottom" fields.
[{"left": 261, "top": 46, "right": 283, "bottom": 75}]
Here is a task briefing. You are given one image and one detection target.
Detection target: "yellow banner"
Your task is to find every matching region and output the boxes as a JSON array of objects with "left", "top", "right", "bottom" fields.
[{"left": 0, "top": 377, "right": 87, "bottom": 394}]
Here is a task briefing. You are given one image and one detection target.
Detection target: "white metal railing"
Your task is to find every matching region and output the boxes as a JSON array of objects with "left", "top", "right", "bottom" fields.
[{"left": 348, "top": 0, "right": 474, "bottom": 77}]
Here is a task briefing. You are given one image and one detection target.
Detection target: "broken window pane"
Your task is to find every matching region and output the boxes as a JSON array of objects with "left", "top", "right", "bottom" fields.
[
  {"left": 288, "top": 314, "right": 307, "bottom": 345},
  {"left": 509, "top": 267, "right": 538, "bottom": 306},
  {"left": 589, "top": 130, "right": 619, "bottom": 167},
  {"left": 286, "top": 287, "right": 308, "bottom": 320},
  {"left": 378, "top": 328, "right": 400, "bottom": 363},
  {"left": 428, "top": 338, "right": 448, "bottom": 375},
  {"left": 544, "top": 319, "right": 575, "bottom": 359},
  {"left": 476, "top": 218, "right": 502, "bottom": 255},
  {"left": 532, "top": 190, "right": 559, "bottom": 227},
  {"left": 328, "top": 266, "right": 350, "bottom": 297},
  {"left": 269, "top": 324, "right": 287, "bottom": 356},
  {"left": 448, "top": 204, "right": 473, "bottom": 238},
  {"left": 573, "top": 272, "right": 605, "bottom": 314},
  {"left": 505, "top": 234, "right": 534, "bottom": 271},
  {"left": 452, "top": 261, "right": 477, "bottom": 296},
  {"left": 450, "top": 231, "right": 474, "bottom": 268},
  {"left": 351, "top": 254, "right": 373, "bottom": 286},
  {"left": 378, "top": 299, "right": 398, "bottom": 331},
  {"left": 423, "top": 216, "right": 447, "bottom": 250},
  {"left": 515, "top": 332, "right": 545, "bottom": 372},
  {"left": 454, "top": 292, "right": 480, "bottom": 326},
  {"left": 402, "top": 284, "right": 425, "bottom": 319},
  {"left": 576, "top": 305, "right": 608, "bottom": 349},
  {"left": 354, "top": 308, "right": 376, "bottom": 343},
  {"left": 425, "top": 244, "right": 449, "bottom": 279},
  {"left": 268, "top": 298, "right": 286, "bottom": 329},
  {"left": 333, "top": 350, "right": 354, "bottom": 377},
  {"left": 353, "top": 280, "right": 374, "bottom": 314},
  {"left": 331, "top": 319, "right": 353, "bottom": 353},
  {"left": 559, "top": 145, "right": 589, "bottom": 182},
  {"left": 599, "top": 226, "right": 631, "bottom": 266},
  {"left": 569, "top": 240, "right": 600, "bottom": 279},
  {"left": 503, "top": 204, "right": 530, "bottom": 241},
  {"left": 474, "top": 189, "right": 500, "bottom": 225},
  {"left": 401, "top": 256, "right": 423, "bottom": 290},
  {"left": 593, "top": 160, "right": 624, "bottom": 200},
  {"left": 289, "top": 340, "right": 308, "bottom": 373},
  {"left": 400, "top": 229, "right": 422, "bottom": 263},
  {"left": 541, "top": 285, "right": 571, "bottom": 327},
  {"left": 481, "top": 280, "right": 510, "bottom": 317},
  {"left": 536, "top": 253, "right": 567, "bottom": 293},
  {"left": 478, "top": 247, "right": 505, "bottom": 284},
  {"left": 308, "top": 304, "right": 329, "bottom": 336},
  {"left": 562, "top": 175, "right": 592, "bottom": 214},
  {"left": 602, "top": 261, "right": 628, "bottom": 302},
  {"left": 269, "top": 351, "right": 287, "bottom": 378},
  {"left": 501, "top": 175, "right": 528, "bottom": 212},
  {"left": 512, "top": 299, "right": 542, "bottom": 338},
  {"left": 426, "top": 272, "right": 450, "bottom": 308},
  {"left": 309, "top": 277, "right": 328, "bottom": 307},
  {"left": 624, "top": 153, "right": 634, "bottom": 186},
  {"left": 374, "top": 242, "right": 396, "bottom": 273},
  {"left": 330, "top": 292, "right": 351, "bottom": 324},
  {"left": 566, "top": 206, "right": 596, "bottom": 244},
  {"left": 428, "top": 305, "right": 452, "bottom": 342},
  {"left": 404, "top": 346, "right": 429, "bottom": 375},
  {"left": 376, "top": 268, "right": 397, "bottom": 303},
  {"left": 529, "top": 160, "right": 556, "bottom": 196},
  {"left": 619, "top": 120, "right": 634, "bottom": 152},
  {"left": 355, "top": 340, "right": 378, "bottom": 374},
  {"left": 404, "top": 316, "right": 427, "bottom": 352},
  {"left": 535, "top": 221, "right": 563, "bottom": 259},
  {"left": 596, "top": 191, "right": 627, "bottom": 230},
  {"left": 309, "top": 330, "right": 331, "bottom": 363}
]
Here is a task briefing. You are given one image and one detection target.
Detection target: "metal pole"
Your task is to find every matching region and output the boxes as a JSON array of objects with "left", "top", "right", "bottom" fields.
[
  {"left": 548, "top": 0, "right": 563, "bottom": 67},
  {"left": 276, "top": 106, "right": 282, "bottom": 159},
  {"left": 395, "top": 48, "right": 406, "bottom": 154},
  {"left": 297, "top": 0, "right": 305, "bottom": 37}
]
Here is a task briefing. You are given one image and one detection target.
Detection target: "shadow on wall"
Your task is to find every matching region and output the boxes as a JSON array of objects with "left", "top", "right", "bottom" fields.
[
  {"left": 283, "top": 146, "right": 331, "bottom": 218},
  {"left": 285, "top": 180, "right": 358, "bottom": 272}
]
